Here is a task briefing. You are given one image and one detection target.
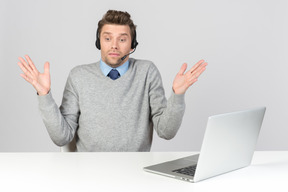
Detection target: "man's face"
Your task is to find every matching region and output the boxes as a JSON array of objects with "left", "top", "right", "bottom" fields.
[{"left": 100, "top": 24, "right": 133, "bottom": 68}]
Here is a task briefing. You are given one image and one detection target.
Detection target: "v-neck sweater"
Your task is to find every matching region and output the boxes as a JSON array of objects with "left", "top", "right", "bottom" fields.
[{"left": 38, "top": 58, "right": 185, "bottom": 152}]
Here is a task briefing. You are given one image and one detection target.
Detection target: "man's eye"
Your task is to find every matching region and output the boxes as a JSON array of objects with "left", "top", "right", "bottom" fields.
[
  {"left": 120, "top": 39, "right": 126, "bottom": 42},
  {"left": 105, "top": 38, "right": 110, "bottom": 41}
]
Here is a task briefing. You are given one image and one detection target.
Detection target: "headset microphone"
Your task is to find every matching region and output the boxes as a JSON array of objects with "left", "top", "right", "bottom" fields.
[{"left": 121, "top": 47, "right": 137, "bottom": 61}]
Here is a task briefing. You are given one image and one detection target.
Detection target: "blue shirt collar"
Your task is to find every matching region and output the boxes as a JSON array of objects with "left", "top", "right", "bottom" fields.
[{"left": 100, "top": 59, "right": 130, "bottom": 77}]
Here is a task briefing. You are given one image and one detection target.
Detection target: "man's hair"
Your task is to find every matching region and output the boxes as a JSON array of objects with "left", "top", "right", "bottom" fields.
[{"left": 97, "top": 10, "right": 137, "bottom": 40}]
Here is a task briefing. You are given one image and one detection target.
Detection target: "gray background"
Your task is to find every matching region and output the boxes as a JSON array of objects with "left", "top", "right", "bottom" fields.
[{"left": 1, "top": 0, "right": 287, "bottom": 152}]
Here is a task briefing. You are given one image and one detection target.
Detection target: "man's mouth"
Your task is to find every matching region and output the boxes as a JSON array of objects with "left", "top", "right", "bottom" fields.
[{"left": 108, "top": 53, "right": 120, "bottom": 57}]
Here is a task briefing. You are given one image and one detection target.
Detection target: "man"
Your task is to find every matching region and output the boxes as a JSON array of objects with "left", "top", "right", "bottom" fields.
[{"left": 17, "top": 10, "right": 207, "bottom": 152}]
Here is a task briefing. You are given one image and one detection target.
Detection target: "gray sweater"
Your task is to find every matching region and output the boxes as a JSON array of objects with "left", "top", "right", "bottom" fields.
[{"left": 38, "top": 58, "right": 185, "bottom": 152}]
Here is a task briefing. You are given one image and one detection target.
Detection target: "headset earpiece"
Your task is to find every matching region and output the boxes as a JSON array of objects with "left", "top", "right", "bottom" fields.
[
  {"left": 131, "top": 30, "right": 138, "bottom": 49},
  {"left": 95, "top": 28, "right": 101, "bottom": 50}
]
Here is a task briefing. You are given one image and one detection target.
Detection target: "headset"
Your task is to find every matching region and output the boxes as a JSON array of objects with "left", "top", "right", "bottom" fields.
[{"left": 95, "top": 28, "right": 138, "bottom": 50}]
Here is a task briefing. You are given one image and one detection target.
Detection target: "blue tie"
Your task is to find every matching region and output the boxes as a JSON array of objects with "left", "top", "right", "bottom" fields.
[{"left": 108, "top": 69, "right": 120, "bottom": 80}]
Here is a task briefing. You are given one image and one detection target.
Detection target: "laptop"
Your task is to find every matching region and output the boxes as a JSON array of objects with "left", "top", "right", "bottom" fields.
[{"left": 144, "top": 107, "right": 266, "bottom": 182}]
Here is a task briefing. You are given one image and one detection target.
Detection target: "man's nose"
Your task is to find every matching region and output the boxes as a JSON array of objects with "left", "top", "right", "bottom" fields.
[{"left": 111, "top": 39, "right": 118, "bottom": 49}]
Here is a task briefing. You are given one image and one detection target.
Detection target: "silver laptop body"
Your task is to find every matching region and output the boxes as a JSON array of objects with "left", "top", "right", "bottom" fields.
[{"left": 144, "top": 107, "right": 266, "bottom": 182}]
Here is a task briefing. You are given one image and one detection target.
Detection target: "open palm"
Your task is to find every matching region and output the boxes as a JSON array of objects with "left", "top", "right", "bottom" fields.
[
  {"left": 173, "top": 60, "right": 207, "bottom": 94},
  {"left": 17, "top": 55, "right": 51, "bottom": 96}
]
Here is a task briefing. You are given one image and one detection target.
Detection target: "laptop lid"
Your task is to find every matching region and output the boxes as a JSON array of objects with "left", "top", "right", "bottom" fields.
[{"left": 194, "top": 107, "right": 266, "bottom": 182}]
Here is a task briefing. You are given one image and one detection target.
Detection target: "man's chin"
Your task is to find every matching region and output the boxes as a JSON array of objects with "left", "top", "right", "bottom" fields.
[{"left": 105, "top": 58, "right": 123, "bottom": 67}]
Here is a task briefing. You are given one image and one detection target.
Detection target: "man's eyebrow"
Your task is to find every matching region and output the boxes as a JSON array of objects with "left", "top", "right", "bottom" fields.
[
  {"left": 102, "top": 32, "right": 112, "bottom": 35},
  {"left": 119, "top": 33, "right": 129, "bottom": 36},
  {"left": 101, "top": 32, "right": 129, "bottom": 37}
]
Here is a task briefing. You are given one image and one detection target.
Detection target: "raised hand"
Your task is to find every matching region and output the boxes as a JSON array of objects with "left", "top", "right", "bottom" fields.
[
  {"left": 17, "top": 55, "right": 51, "bottom": 96},
  {"left": 172, "top": 60, "right": 207, "bottom": 95}
]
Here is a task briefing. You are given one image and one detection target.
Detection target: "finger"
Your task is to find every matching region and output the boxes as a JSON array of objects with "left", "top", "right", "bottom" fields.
[
  {"left": 18, "top": 62, "right": 36, "bottom": 82},
  {"left": 25, "top": 55, "right": 38, "bottom": 73},
  {"left": 197, "top": 65, "right": 207, "bottom": 76},
  {"left": 191, "top": 66, "right": 207, "bottom": 79},
  {"left": 17, "top": 62, "right": 27, "bottom": 73},
  {"left": 20, "top": 73, "right": 33, "bottom": 84},
  {"left": 188, "top": 59, "right": 205, "bottom": 74},
  {"left": 44, "top": 62, "right": 50, "bottom": 75},
  {"left": 191, "top": 62, "right": 207, "bottom": 75},
  {"left": 18, "top": 57, "right": 28, "bottom": 66},
  {"left": 17, "top": 62, "right": 32, "bottom": 77},
  {"left": 178, "top": 63, "right": 187, "bottom": 75},
  {"left": 18, "top": 57, "right": 33, "bottom": 73},
  {"left": 188, "top": 78, "right": 198, "bottom": 86}
]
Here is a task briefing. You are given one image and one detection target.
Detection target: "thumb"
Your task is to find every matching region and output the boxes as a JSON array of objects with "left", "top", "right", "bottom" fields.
[
  {"left": 44, "top": 62, "right": 50, "bottom": 74},
  {"left": 178, "top": 63, "right": 187, "bottom": 75}
]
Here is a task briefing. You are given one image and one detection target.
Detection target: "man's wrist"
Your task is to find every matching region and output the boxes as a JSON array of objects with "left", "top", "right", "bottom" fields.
[
  {"left": 37, "top": 90, "right": 50, "bottom": 96},
  {"left": 172, "top": 87, "right": 185, "bottom": 95}
]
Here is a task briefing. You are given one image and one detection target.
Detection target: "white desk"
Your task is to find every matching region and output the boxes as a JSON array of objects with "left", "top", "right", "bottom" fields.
[{"left": 0, "top": 151, "right": 287, "bottom": 192}]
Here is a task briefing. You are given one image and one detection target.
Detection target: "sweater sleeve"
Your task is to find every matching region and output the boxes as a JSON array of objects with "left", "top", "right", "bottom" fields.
[
  {"left": 38, "top": 71, "right": 80, "bottom": 146},
  {"left": 148, "top": 64, "right": 185, "bottom": 140}
]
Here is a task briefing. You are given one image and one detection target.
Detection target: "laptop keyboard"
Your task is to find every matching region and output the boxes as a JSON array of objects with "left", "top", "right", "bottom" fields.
[{"left": 172, "top": 165, "right": 197, "bottom": 176}]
